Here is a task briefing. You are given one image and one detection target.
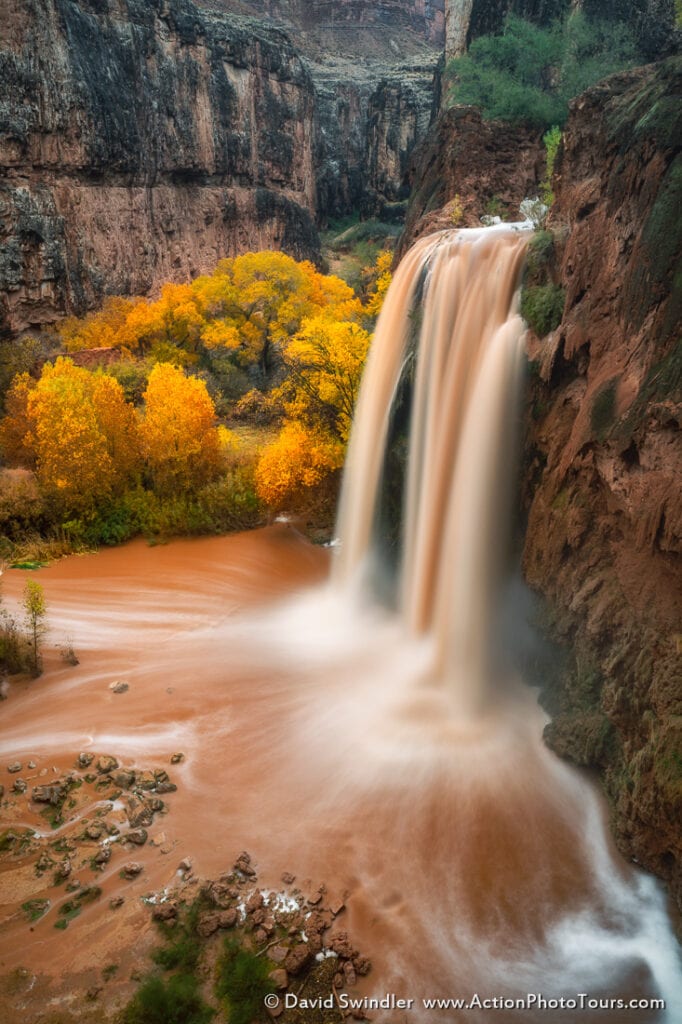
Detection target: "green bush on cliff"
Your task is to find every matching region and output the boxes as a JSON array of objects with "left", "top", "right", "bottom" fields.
[
  {"left": 447, "top": 13, "right": 642, "bottom": 127},
  {"left": 521, "top": 283, "right": 565, "bottom": 336}
]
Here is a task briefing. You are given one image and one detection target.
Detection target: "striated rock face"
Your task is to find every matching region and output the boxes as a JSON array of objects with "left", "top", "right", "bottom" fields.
[
  {"left": 203, "top": 1, "right": 441, "bottom": 221},
  {"left": 203, "top": 0, "right": 444, "bottom": 55},
  {"left": 395, "top": 105, "right": 545, "bottom": 257},
  {"left": 523, "top": 58, "right": 681, "bottom": 910},
  {"left": 0, "top": 0, "right": 441, "bottom": 335},
  {"left": 314, "top": 64, "right": 435, "bottom": 222},
  {"left": 0, "top": 0, "right": 321, "bottom": 336}
]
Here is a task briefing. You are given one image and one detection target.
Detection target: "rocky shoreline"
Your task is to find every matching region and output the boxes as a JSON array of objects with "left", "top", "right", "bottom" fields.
[{"left": 0, "top": 749, "right": 371, "bottom": 1023}]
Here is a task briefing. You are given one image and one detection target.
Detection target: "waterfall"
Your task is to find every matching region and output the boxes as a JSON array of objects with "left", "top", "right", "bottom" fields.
[{"left": 335, "top": 225, "right": 529, "bottom": 712}]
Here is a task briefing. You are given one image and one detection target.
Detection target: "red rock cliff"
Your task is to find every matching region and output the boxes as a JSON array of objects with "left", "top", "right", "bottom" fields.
[{"left": 523, "top": 57, "right": 681, "bottom": 912}]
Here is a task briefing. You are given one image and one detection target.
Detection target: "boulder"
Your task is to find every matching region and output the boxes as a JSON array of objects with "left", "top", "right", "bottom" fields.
[
  {"left": 31, "top": 784, "right": 66, "bottom": 805},
  {"left": 152, "top": 901, "right": 178, "bottom": 921},
  {"left": 234, "top": 851, "right": 256, "bottom": 877},
  {"left": 197, "top": 911, "right": 221, "bottom": 937},
  {"left": 122, "top": 862, "right": 143, "bottom": 879},
  {"left": 269, "top": 968, "right": 288, "bottom": 990},
  {"left": 218, "top": 908, "right": 238, "bottom": 929},
  {"left": 329, "top": 932, "right": 357, "bottom": 959},
  {"left": 112, "top": 769, "right": 135, "bottom": 789},
  {"left": 283, "top": 943, "right": 311, "bottom": 975},
  {"left": 96, "top": 755, "right": 119, "bottom": 775}
]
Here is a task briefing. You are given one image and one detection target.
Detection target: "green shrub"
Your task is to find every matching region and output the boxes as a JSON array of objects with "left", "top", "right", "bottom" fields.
[
  {"left": 526, "top": 230, "right": 555, "bottom": 279},
  {"left": 521, "top": 283, "right": 565, "bottom": 336},
  {"left": 447, "top": 13, "right": 642, "bottom": 128},
  {"left": 120, "top": 973, "right": 214, "bottom": 1024},
  {"left": 214, "top": 938, "right": 275, "bottom": 1024},
  {"left": 151, "top": 901, "right": 203, "bottom": 972}
]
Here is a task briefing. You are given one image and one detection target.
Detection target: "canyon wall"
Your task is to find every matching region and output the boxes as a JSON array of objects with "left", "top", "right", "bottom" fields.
[
  {"left": 0, "top": 0, "right": 321, "bottom": 336},
  {"left": 522, "top": 57, "right": 681, "bottom": 911},
  {"left": 396, "top": 105, "right": 545, "bottom": 257},
  {"left": 0, "top": 0, "right": 441, "bottom": 336}
]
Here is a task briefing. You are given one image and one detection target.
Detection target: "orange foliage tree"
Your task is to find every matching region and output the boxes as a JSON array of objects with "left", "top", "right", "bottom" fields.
[
  {"left": 193, "top": 251, "right": 363, "bottom": 379},
  {"left": 20, "top": 358, "right": 140, "bottom": 512},
  {"left": 254, "top": 421, "right": 344, "bottom": 509},
  {"left": 139, "top": 363, "right": 222, "bottom": 495}
]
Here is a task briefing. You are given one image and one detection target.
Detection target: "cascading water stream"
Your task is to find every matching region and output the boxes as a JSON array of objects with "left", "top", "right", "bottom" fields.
[{"left": 335, "top": 225, "right": 529, "bottom": 712}]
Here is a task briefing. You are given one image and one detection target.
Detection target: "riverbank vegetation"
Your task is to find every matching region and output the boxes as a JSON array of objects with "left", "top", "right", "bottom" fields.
[
  {"left": 0, "top": 250, "right": 390, "bottom": 561},
  {"left": 446, "top": 12, "right": 644, "bottom": 128},
  {"left": 0, "top": 578, "right": 48, "bottom": 677}
]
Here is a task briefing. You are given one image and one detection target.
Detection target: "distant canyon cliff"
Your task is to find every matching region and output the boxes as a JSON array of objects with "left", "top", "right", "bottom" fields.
[{"left": 0, "top": 0, "right": 442, "bottom": 335}]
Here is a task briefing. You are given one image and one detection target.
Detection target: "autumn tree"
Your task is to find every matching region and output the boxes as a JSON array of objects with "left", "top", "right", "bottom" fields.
[
  {"left": 59, "top": 296, "right": 144, "bottom": 353},
  {"left": 192, "top": 252, "right": 362, "bottom": 380},
  {"left": 254, "top": 421, "right": 344, "bottom": 509},
  {"left": 139, "top": 363, "right": 222, "bottom": 495},
  {"left": 24, "top": 359, "right": 141, "bottom": 513},
  {"left": 363, "top": 250, "right": 393, "bottom": 318},
  {"left": 278, "top": 316, "right": 371, "bottom": 443}
]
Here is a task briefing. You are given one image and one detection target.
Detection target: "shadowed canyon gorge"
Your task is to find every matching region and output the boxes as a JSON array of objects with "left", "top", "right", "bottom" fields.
[{"left": 0, "top": 1, "right": 681, "bottom": 1022}]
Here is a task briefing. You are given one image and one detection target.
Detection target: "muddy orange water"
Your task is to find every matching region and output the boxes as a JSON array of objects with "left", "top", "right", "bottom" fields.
[{"left": 0, "top": 524, "right": 680, "bottom": 1022}]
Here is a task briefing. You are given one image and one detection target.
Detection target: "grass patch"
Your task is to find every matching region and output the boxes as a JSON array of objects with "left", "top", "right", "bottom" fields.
[
  {"left": 120, "top": 973, "right": 215, "bottom": 1024},
  {"left": 21, "top": 899, "right": 50, "bottom": 922},
  {"left": 54, "top": 885, "right": 102, "bottom": 928},
  {"left": 152, "top": 895, "right": 207, "bottom": 964},
  {"left": 215, "top": 937, "right": 276, "bottom": 1024}
]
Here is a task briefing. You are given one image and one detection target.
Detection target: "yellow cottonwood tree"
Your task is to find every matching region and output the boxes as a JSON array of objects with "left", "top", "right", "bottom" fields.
[
  {"left": 25, "top": 358, "right": 140, "bottom": 511},
  {"left": 192, "top": 252, "right": 362, "bottom": 378},
  {"left": 254, "top": 421, "right": 344, "bottom": 509},
  {"left": 139, "top": 363, "right": 222, "bottom": 495},
  {"left": 280, "top": 316, "right": 371, "bottom": 442},
  {"left": 58, "top": 296, "right": 143, "bottom": 352},
  {"left": 363, "top": 250, "right": 393, "bottom": 317}
]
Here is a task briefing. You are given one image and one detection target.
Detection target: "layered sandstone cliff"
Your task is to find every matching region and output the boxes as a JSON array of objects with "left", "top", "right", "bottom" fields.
[
  {"left": 0, "top": 0, "right": 441, "bottom": 337},
  {"left": 522, "top": 57, "right": 682, "bottom": 911},
  {"left": 0, "top": 0, "right": 322, "bottom": 336}
]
